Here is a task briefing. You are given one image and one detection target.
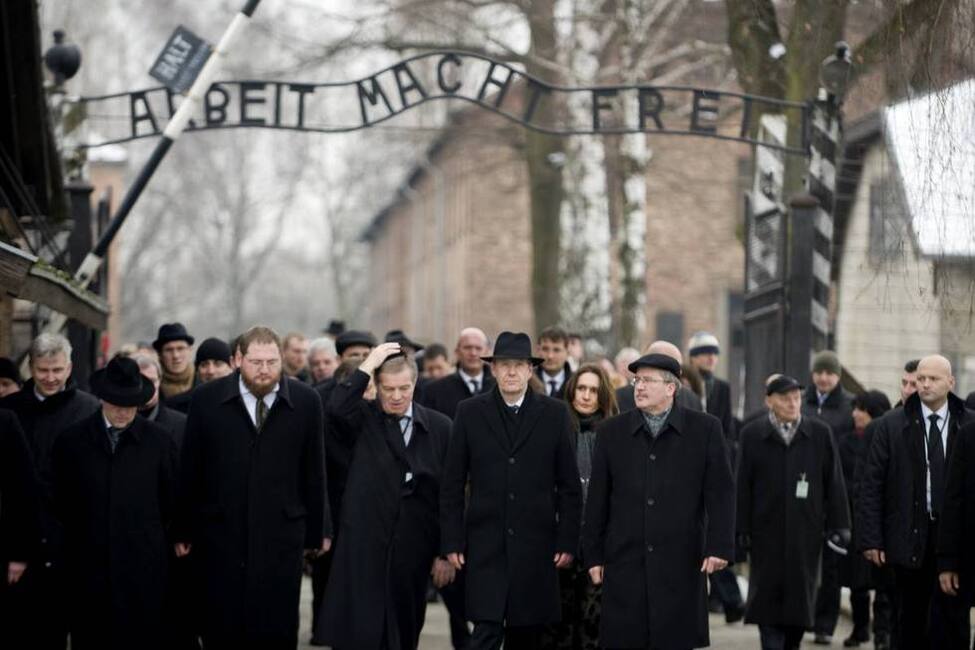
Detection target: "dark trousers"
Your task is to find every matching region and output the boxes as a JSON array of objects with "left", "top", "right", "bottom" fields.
[
  {"left": 813, "top": 543, "right": 841, "bottom": 635},
  {"left": 470, "top": 621, "right": 540, "bottom": 650},
  {"left": 164, "top": 554, "right": 202, "bottom": 650},
  {"left": 759, "top": 624, "right": 804, "bottom": 650},
  {"left": 310, "top": 551, "right": 333, "bottom": 642},
  {"left": 440, "top": 569, "right": 471, "bottom": 648},
  {"left": 893, "top": 522, "right": 971, "bottom": 650}
]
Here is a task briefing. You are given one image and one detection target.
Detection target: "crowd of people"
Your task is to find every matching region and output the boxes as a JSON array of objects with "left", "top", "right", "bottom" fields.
[{"left": 0, "top": 321, "right": 974, "bottom": 650}]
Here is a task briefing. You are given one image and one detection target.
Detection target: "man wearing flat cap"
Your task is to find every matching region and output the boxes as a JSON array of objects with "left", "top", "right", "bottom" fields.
[
  {"left": 440, "top": 331, "right": 582, "bottom": 649},
  {"left": 582, "top": 353, "right": 735, "bottom": 650},
  {"left": 51, "top": 357, "right": 178, "bottom": 650},
  {"left": 153, "top": 322, "right": 196, "bottom": 401},
  {"left": 736, "top": 374, "right": 850, "bottom": 650}
]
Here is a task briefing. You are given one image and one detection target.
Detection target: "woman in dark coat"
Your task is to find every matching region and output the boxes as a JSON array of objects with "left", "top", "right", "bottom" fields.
[
  {"left": 541, "top": 364, "right": 618, "bottom": 650},
  {"left": 51, "top": 358, "right": 178, "bottom": 650},
  {"left": 736, "top": 375, "right": 850, "bottom": 649}
]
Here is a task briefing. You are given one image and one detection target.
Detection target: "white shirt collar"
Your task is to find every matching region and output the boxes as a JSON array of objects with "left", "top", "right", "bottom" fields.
[
  {"left": 503, "top": 391, "right": 527, "bottom": 409},
  {"left": 920, "top": 400, "right": 949, "bottom": 425},
  {"left": 542, "top": 366, "right": 566, "bottom": 385},
  {"left": 458, "top": 368, "right": 484, "bottom": 385}
]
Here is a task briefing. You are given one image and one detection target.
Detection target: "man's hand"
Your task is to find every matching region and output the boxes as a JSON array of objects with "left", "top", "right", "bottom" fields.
[
  {"left": 359, "top": 343, "right": 402, "bottom": 376},
  {"left": 431, "top": 558, "right": 456, "bottom": 588},
  {"left": 588, "top": 565, "right": 604, "bottom": 585},
  {"left": 700, "top": 556, "right": 728, "bottom": 574},
  {"left": 174, "top": 543, "right": 192, "bottom": 558},
  {"left": 863, "top": 549, "right": 885, "bottom": 567},
  {"left": 554, "top": 552, "right": 574, "bottom": 569},
  {"left": 446, "top": 552, "right": 465, "bottom": 571},
  {"left": 7, "top": 561, "right": 26, "bottom": 585},
  {"left": 940, "top": 571, "right": 960, "bottom": 596}
]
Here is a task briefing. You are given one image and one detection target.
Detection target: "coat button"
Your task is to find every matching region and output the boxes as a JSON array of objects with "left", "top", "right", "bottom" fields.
[
  {"left": 647, "top": 498, "right": 655, "bottom": 506},
  {"left": 646, "top": 544, "right": 654, "bottom": 553},
  {"left": 507, "top": 528, "right": 515, "bottom": 536},
  {"left": 44, "top": 561, "right": 52, "bottom": 568},
  {"left": 508, "top": 457, "right": 516, "bottom": 465},
  {"left": 509, "top": 492, "right": 515, "bottom": 501},
  {"left": 649, "top": 453, "right": 656, "bottom": 461}
]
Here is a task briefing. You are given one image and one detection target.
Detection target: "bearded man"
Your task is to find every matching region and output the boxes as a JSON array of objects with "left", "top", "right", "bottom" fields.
[{"left": 173, "top": 325, "right": 331, "bottom": 650}]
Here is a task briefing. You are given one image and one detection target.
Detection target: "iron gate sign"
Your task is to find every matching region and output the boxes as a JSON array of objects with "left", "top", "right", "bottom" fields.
[{"left": 80, "top": 50, "right": 811, "bottom": 154}]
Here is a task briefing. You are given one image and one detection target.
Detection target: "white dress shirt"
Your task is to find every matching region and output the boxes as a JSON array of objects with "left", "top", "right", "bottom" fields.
[
  {"left": 541, "top": 367, "right": 566, "bottom": 395},
  {"left": 239, "top": 376, "right": 279, "bottom": 427},
  {"left": 920, "top": 400, "right": 949, "bottom": 514},
  {"left": 458, "top": 369, "right": 484, "bottom": 394}
]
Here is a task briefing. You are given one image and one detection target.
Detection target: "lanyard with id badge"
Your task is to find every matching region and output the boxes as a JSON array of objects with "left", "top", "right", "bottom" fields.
[{"left": 795, "top": 472, "right": 809, "bottom": 499}]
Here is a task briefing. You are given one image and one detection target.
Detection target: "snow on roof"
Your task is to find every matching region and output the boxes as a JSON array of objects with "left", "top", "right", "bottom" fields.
[{"left": 884, "top": 79, "right": 975, "bottom": 257}]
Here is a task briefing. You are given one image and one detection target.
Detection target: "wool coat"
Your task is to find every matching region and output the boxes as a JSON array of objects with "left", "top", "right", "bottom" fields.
[
  {"left": 0, "top": 409, "right": 39, "bottom": 565},
  {"left": 419, "top": 368, "right": 496, "bottom": 419},
  {"left": 0, "top": 378, "right": 99, "bottom": 565},
  {"left": 52, "top": 412, "right": 178, "bottom": 650},
  {"left": 318, "top": 369, "right": 452, "bottom": 649},
  {"left": 145, "top": 404, "right": 188, "bottom": 452},
  {"left": 173, "top": 372, "right": 330, "bottom": 647},
  {"left": 856, "top": 392, "right": 973, "bottom": 568},
  {"left": 440, "top": 388, "right": 582, "bottom": 626},
  {"left": 702, "top": 373, "right": 734, "bottom": 441},
  {"left": 582, "top": 405, "right": 735, "bottom": 649},
  {"left": 736, "top": 414, "right": 850, "bottom": 628},
  {"left": 937, "top": 420, "right": 975, "bottom": 605}
]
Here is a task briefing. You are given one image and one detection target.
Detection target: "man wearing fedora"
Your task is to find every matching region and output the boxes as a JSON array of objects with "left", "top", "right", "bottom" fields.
[
  {"left": 153, "top": 322, "right": 196, "bottom": 401},
  {"left": 736, "top": 374, "right": 850, "bottom": 650},
  {"left": 51, "top": 357, "right": 178, "bottom": 650},
  {"left": 173, "top": 325, "right": 330, "bottom": 649},
  {"left": 582, "top": 353, "right": 735, "bottom": 650},
  {"left": 440, "top": 331, "right": 582, "bottom": 650}
]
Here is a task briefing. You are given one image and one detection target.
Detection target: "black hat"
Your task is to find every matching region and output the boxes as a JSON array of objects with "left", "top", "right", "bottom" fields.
[
  {"left": 324, "top": 319, "right": 346, "bottom": 337},
  {"left": 335, "top": 330, "right": 377, "bottom": 356},
  {"left": 195, "top": 338, "right": 231, "bottom": 366},
  {"left": 480, "top": 331, "right": 543, "bottom": 365},
  {"left": 0, "top": 357, "right": 21, "bottom": 385},
  {"left": 89, "top": 357, "right": 154, "bottom": 407},
  {"left": 384, "top": 329, "right": 424, "bottom": 351},
  {"left": 152, "top": 322, "right": 195, "bottom": 352},
  {"left": 766, "top": 375, "right": 803, "bottom": 396},
  {"left": 628, "top": 353, "right": 682, "bottom": 378}
]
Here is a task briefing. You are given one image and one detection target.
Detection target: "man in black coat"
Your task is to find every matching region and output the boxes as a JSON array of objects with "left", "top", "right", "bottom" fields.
[
  {"left": 535, "top": 325, "right": 573, "bottom": 398},
  {"left": 318, "top": 342, "right": 453, "bottom": 649},
  {"left": 736, "top": 375, "right": 850, "bottom": 650},
  {"left": 0, "top": 408, "right": 39, "bottom": 645},
  {"left": 614, "top": 340, "right": 704, "bottom": 414},
  {"left": 173, "top": 326, "right": 331, "bottom": 649},
  {"left": 420, "top": 327, "right": 495, "bottom": 418},
  {"left": 52, "top": 357, "right": 178, "bottom": 650},
  {"left": 583, "top": 353, "right": 735, "bottom": 650},
  {"left": 133, "top": 353, "right": 188, "bottom": 449},
  {"left": 0, "top": 332, "right": 99, "bottom": 650},
  {"left": 441, "top": 331, "right": 581, "bottom": 650},
  {"left": 938, "top": 420, "right": 975, "bottom": 649},
  {"left": 859, "top": 355, "right": 974, "bottom": 649},
  {"left": 800, "top": 350, "right": 856, "bottom": 644}
]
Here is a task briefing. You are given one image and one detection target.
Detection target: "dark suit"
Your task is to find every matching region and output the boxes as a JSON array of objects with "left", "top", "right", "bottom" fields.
[
  {"left": 420, "top": 368, "right": 495, "bottom": 419},
  {"left": 52, "top": 413, "right": 178, "bottom": 650},
  {"left": 582, "top": 404, "right": 735, "bottom": 649},
  {"left": 173, "top": 372, "right": 330, "bottom": 648},
  {"left": 858, "top": 393, "right": 973, "bottom": 649},
  {"left": 440, "top": 388, "right": 581, "bottom": 645},
  {"left": 318, "top": 369, "right": 452, "bottom": 649},
  {"left": 535, "top": 362, "right": 572, "bottom": 399},
  {"left": 937, "top": 420, "right": 975, "bottom": 648}
]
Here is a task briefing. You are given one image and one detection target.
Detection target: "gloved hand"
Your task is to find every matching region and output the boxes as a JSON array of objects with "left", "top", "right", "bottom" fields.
[{"left": 826, "top": 528, "right": 851, "bottom": 556}]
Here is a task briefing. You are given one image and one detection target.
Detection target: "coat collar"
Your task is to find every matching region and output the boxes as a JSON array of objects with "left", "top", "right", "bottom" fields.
[
  {"left": 804, "top": 382, "right": 846, "bottom": 408},
  {"left": 85, "top": 410, "right": 143, "bottom": 451},
  {"left": 218, "top": 371, "right": 294, "bottom": 409},
  {"left": 628, "top": 400, "right": 685, "bottom": 437},
  {"left": 760, "top": 413, "right": 811, "bottom": 441}
]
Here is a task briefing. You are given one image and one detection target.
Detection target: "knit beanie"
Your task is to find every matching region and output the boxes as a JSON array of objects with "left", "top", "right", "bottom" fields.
[
  {"left": 812, "top": 350, "right": 842, "bottom": 376},
  {"left": 195, "top": 338, "right": 232, "bottom": 366},
  {"left": 687, "top": 331, "right": 720, "bottom": 357}
]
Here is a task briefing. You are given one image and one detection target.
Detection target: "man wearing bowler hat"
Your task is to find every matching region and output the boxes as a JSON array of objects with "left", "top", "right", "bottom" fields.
[
  {"left": 153, "top": 323, "right": 196, "bottom": 401},
  {"left": 440, "top": 331, "right": 582, "bottom": 650},
  {"left": 582, "top": 353, "right": 735, "bottom": 650},
  {"left": 51, "top": 357, "right": 178, "bottom": 650}
]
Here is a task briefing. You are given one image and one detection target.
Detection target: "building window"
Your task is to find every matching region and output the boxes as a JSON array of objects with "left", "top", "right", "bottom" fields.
[
  {"left": 868, "top": 181, "right": 902, "bottom": 264},
  {"left": 656, "top": 311, "right": 684, "bottom": 348}
]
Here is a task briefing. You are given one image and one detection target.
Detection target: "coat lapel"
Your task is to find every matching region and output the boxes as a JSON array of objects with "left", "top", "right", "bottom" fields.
[
  {"left": 511, "top": 392, "right": 545, "bottom": 454},
  {"left": 480, "top": 393, "right": 512, "bottom": 452}
]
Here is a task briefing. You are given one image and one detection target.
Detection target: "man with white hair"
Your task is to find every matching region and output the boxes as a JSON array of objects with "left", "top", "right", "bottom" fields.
[
  {"left": 307, "top": 337, "right": 339, "bottom": 385},
  {"left": 0, "top": 332, "right": 99, "bottom": 650}
]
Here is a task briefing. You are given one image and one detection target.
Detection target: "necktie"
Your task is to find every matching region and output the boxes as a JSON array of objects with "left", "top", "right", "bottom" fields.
[
  {"left": 508, "top": 404, "right": 520, "bottom": 416},
  {"left": 256, "top": 398, "right": 269, "bottom": 432},
  {"left": 928, "top": 414, "right": 946, "bottom": 515},
  {"left": 548, "top": 380, "right": 558, "bottom": 396},
  {"left": 107, "top": 427, "right": 122, "bottom": 453},
  {"left": 469, "top": 379, "right": 479, "bottom": 395},
  {"left": 400, "top": 415, "right": 413, "bottom": 446}
]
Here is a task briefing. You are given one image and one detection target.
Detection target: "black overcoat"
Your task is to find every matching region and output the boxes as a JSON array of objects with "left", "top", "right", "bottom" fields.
[
  {"left": 937, "top": 420, "right": 975, "bottom": 605},
  {"left": 440, "top": 388, "right": 582, "bottom": 626},
  {"left": 318, "top": 369, "right": 452, "bottom": 649},
  {"left": 173, "top": 372, "right": 330, "bottom": 646},
  {"left": 52, "top": 412, "right": 178, "bottom": 650},
  {"left": 0, "top": 409, "right": 39, "bottom": 565},
  {"left": 146, "top": 404, "right": 188, "bottom": 452},
  {"left": 419, "top": 368, "right": 495, "bottom": 419},
  {"left": 703, "top": 374, "right": 734, "bottom": 440},
  {"left": 0, "top": 379, "right": 99, "bottom": 565},
  {"left": 582, "top": 405, "right": 735, "bottom": 649},
  {"left": 736, "top": 415, "right": 849, "bottom": 628},
  {"left": 856, "top": 392, "right": 973, "bottom": 568}
]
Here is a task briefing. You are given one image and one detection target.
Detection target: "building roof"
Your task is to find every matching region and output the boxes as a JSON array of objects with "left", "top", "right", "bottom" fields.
[{"left": 884, "top": 79, "right": 975, "bottom": 258}]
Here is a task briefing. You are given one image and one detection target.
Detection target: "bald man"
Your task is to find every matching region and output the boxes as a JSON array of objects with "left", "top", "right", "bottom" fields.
[
  {"left": 419, "top": 328, "right": 496, "bottom": 419},
  {"left": 858, "top": 355, "right": 974, "bottom": 649},
  {"left": 614, "top": 341, "right": 703, "bottom": 413}
]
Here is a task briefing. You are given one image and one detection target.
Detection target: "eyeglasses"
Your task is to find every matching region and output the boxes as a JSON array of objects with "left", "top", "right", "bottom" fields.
[
  {"left": 243, "top": 358, "right": 280, "bottom": 369},
  {"left": 631, "top": 376, "right": 669, "bottom": 387}
]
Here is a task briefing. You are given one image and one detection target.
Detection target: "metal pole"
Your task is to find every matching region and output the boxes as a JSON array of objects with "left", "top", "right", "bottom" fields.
[{"left": 44, "top": 0, "right": 263, "bottom": 335}]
